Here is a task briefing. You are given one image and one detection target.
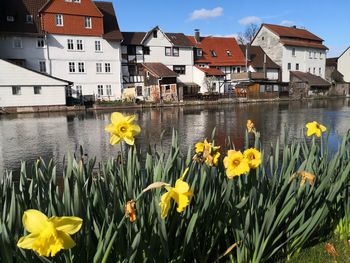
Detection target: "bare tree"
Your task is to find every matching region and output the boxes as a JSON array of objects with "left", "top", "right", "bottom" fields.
[
  {"left": 203, "top": 76, "right": 218, "bottom": 94},
  {"left": 237, "top": 23, "right": 259, "bottom": 45}
]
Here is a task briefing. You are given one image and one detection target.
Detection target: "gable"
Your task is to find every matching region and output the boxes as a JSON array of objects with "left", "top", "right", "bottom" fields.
[
  {"left": 338, "top": 46, "right": 350, "bottom": 60},
  {"left": 142, "top": 27, "right": 172, "bottom": 47},
  {"left": 41, "top": 0, "right": 103, "bottom": 17}
]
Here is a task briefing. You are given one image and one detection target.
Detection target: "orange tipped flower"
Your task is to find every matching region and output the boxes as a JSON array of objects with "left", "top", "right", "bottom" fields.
[
  {"left": 246, "top": 120, "right": 255, "bottom": 133},
  {"left": 125, "top": 200, "right": 137, "bottom": 223},
  {"left": 306, "top": 121, "right": 326, "bottom": 137},
  {"left": 193, "top": 139, "right": 221, "bottom": 166}
]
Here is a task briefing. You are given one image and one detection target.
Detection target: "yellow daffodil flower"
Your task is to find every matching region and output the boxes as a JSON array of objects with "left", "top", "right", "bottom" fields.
[
  {"left": 17, "top": 209, "right": 82, "bottom": 257},
  {"left": 193, "top": 139, "right": 221, "bottom": 166},
  {"left": 243, "top": 148, "right": 262, "bottom": 169},
  {"left": 223, "top": 150, "right": 250, "bottom": 179},
  {"left": 306, "top": 121, "right": 326, "bottom": 137},
  {"left": 105, "top": 112, "right": 141, "bottom": 145},
  {"left": 160, "top": 170, "right": 193, "bottom": 219}
]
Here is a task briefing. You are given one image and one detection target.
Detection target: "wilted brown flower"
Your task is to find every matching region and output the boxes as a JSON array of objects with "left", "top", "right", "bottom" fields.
[
  {"left": 325, "top": 242, "right": 339, "bottom": 257},
  {"left": 289, "top": 171, "right": 316, "bottom": 186},
  {"left": 125, "top": 200, "right": 136, "bottom": 223}
]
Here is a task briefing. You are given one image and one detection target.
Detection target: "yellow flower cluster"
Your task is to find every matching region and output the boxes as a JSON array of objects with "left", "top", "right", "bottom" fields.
[
  {"left": 223, "top": 148, "right": 261, "bottom": 179},
  {"left": 306, "top": 121, "right": 327, "bottom": 137},
  {"left": 193, "top": 139, "right": 221, "bottom": 166}
]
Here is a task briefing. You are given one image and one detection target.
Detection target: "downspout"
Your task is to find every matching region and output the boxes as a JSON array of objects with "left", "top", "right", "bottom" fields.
[
  {"left": 45, "top": 33, "right": 52, "bottom": 75},
  {"left": 158, "top": 77, "right": 163, "bottom": 103}
]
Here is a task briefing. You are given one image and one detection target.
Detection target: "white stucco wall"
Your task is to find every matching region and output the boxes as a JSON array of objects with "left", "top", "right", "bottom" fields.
[
  {"left": 47, "top": 34, "right": 122, "bottom": 99},
  {"left": 338, "top": 48, "right": 350, "bottom": 82}
]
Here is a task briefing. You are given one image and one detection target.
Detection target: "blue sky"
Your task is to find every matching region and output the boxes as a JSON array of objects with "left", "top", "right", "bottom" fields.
[{"left": 112, "top": 0, "right": 349, "bottom": 57}]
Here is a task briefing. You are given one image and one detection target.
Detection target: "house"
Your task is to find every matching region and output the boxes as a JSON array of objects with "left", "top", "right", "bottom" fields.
[
  {"left": 289, "top": 71, "right": 331, "bottom": 99},
  {"left": 251, "top": 24, "right": 328, "bottom": 82},
  {"left": 0, "top": 0, "right": 123, "bottom": 101},
  {"left": 142, "top": 63, "right": 178, "bottom": 102},
  {"left": 0, "top": 59, "right": 71, "bottom": 111},
  {"left": 337, "top": 47, "right": 350, "bottom": 82},
  {"left": 193, "top": 67, "right": 226, "bottom": 94},
  {"left": 325, "top": 57, "right": 350, "bottom": 96},
  {"left": 187, "top": 30, "right": 246, "bottom": 94},
  {"left": 239, "top": 45, "right": 281, "bottom": 81},
  {"left": 121, "top": 27, "right": 195, "bottom": 100}
]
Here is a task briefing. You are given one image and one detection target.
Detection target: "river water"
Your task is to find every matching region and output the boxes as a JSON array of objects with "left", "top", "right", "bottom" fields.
[{"left": 0, "top": 98, "right": 349, "bottom": 176}]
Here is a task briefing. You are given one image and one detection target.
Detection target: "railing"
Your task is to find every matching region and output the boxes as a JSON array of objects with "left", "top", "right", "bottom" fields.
[{"left": 123, "top": 75, "right": 144, "bottom": 84}]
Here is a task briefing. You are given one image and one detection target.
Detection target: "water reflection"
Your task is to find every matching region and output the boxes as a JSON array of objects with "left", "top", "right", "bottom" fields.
[{"left": 0, "top": 98, "right": 349, "bottom": 176}]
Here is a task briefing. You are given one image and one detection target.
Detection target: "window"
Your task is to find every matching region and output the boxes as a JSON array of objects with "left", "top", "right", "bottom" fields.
[
  {"left": 143, "top": 46, "right": 150, "bottom": 55},
  {"left": 39, "top": 61, "right": 46, "bottom": 73},
  {"left": 106, "top": 85, "right": 112, "bottom": 96},
  {"left": 136, "top": 86, "right": 142, "bottom": 96},
  {"left": 97, "top": 85, "right": 103, "bottom": 96},
  {"left": 319, "top": 68, "right": 321, "bottom": 75},
  {"left": 76, "top": 85, "right": 82, "bottom": 95},
  {"left": 287, "top": 63, "right": 291, "bottom": 70},
  {"left": 153, "top": 30, "right": 157, "bottom": 38},
  {"left": 76, "top": 40, "right": 83, "bottom": 50},
  {"left": 37, "top": 37, "right": 45, "bottom": 48},
  {"left": 309, "top": 50, "right": 312, "bottom": 58},
  {"left": 12, "top": 86, "right": 21, "bottom": 95},
  {"left": 292, "top": 48, "right": 296, "bottom": 56},
  {"left": 73, "top": 0, "right": 81, "bottom": 2},
  {"left": 172, "top": 47, "right": 179, "bottom": 56},
  {"left": 34, "top": 86, "right": 42, "bottom": 95},
  {"left": 308, "top": 68, "right": 311, "bottom": 73},
  {"left": 13, "top": 37, "right": 22, "bottom": 48},
  {"left": 96, "top": 63, "right": 102, "bottom": 73},
  {"left": 95, "top": 40, "right": 101, "bottom": 51},
  {"left": 67, "top": 39, "right": 74, "bottom": 50},
  {"left": 26, "top": 15, "right": 33, "bottom": 24},
  {"left": 196, "top": 48, "right": 203, "bottom": 57},
  {"left": 69, "top": 62, "right": 75, "bottom": 73},
  {"left": 319, "top": 52, "right": 322, "bottom": 59},
  {"left": 55, "top": 14, "right": 63, "bottom": 26},
  {"left": 78, "top": 62, "right": 85, "bottom": 73},
  {"left": 165, "top": 47, "right": 172, "bottom": 56},
  {"left": 173, "top": 65, "right": 185, "bottom": 75},
  {"left": 7, "top": 16, "right": 14, "bottom": 22},
  {"left": 84, "top": 17, "right": 92, "bottom": 28},
  {"left": 164, "top": 85, "right": 171, "bottom": 93},
  {"left": 313, "top": 52, "right": 316, "bottom": 59},
  {"left": 261, "top": 36, "right": 265, "bottom": 41},
  {"left": 226, "top": 50, "right": 232, "bottom": 57},
  {"left": 296, "top": 63, "right": 299, "bottom": 70},
  {"left": 105, "top": 63, "right": 111, "bottom": 73},
  {"left": 313, "top": 67, "right": 316, "bottom": 74},
  {"left": 210, "top": 50, "right": 217, "bottom": 57}
]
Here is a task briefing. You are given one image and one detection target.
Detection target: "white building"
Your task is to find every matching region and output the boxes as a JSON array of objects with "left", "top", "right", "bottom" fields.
[
  {"left": 251, "top": 24, "right": 327, "bottom": 82},
  {"left": 337, "top": 46, "right": 350, "bottom": 82},
  {"left": 0, "top": 0, "right": 123, "bottom": 101},
  {"left": 121, "top": 26, "right": 195, "bottom": 99},
  {"left": 0, "top": 59, "right": 70, "bottom": 109}
]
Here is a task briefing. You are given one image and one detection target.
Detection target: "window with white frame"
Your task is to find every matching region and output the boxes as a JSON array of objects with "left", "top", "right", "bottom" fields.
[
  {"left": 95, "top": 40, "right": 101, "bottom": 52},
  {"left": 196, "top": 48, "right": 203, "bottom": 57},
  {"left": 39, "top": 61, "right": 46, "bottom": 73},
  {"left": 26, "top": 15, "right": 33, "bottom": 24},
  {"left": 78, "top": 62, "right": 85, "bottom": 73},
  {"left": 313, "top": 67, "right": 316, "bottom": 74},
  {"left": 34, "top": 86, "right": 42, "bottom": 95},
  {"left": 96, "top": 63, "right": 102, "bottom": 73},
  {"left": 309, "top": 50, "right": 312, "bottom": 58},
  {"left": 165, "top": 47, "right": 172, "bottom": 56},
  {"left": 55, "top": 14, "right": 63, "bottom": 26},
  {"left": 319, "top": 52, "right": 322, "bottom": 59},
  {"left": 314, "top": 52, "right": 316, "bottom": 59},
  {"left": 76, "top": 40, "right": 83, "bottom": 50},
  {"left": 12, "top": 86, "right": 21, "bottom": 95},
  {"left": 287, "top": 63, "right": 291, "bottom": 70},
  {"left": 292, "top": 48, "right": 296, "bottom": 56},
  {"left": 67, "top": 39, "right": 74, "bottom": 50},
  {"left": 73, "top": 0, "right": 81, "bottom": 2},
  {"left": 84, "top": 17, "right": 92, "bottom": 28},
  {"left": 172, "top": 47, "right": 179, "bottom": 56},
  {"left": 106, "top": 85, "right": 112, "bottom": 96},
  {"left": 69, "top": 62, "right": 75, "bottom": 73},
  {"left": 97, "top": 85, "right": 103, "bottom": 96},
  {"left": 105, "top": 63, "right": 111, "bottom": 73},
  {"left": 13, "top": 37, "right": 22, "bottom": 48},
  {"left": 296, "top": 63, "right": 299, "bottom": 70},
  {"left": 76, "top": 85, "right": 82, "bottom": 95},
  {"left": 37, "top": 37, "right": 45, "bottom": 48}
]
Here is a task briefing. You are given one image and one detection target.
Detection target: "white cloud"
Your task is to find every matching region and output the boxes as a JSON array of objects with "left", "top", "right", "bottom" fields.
[
  {"left": 280, "top": 20, "right": 295, "bottom": 26},
  {"left": 239, "top": 16, "right": 261, "bottom": 25},
  {"left": 189, "top": 7, "right": 223, "bottom": 21},
  {"left": 211, "top": 34, "right": 238, "bottom": 38}
]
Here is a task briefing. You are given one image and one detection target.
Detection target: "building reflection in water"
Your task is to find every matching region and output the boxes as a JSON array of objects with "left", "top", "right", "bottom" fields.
[{"left": 0, "top": 98, "right": 349, "bottom": 176}]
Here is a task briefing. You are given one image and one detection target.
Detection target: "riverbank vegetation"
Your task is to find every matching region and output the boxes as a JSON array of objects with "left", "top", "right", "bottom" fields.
[{"left": 0, "top": 113, "right": 349, "bottom": 262}]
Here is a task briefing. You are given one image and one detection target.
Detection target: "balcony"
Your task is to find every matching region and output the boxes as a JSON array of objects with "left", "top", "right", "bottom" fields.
[{"left": 123, "top": 75, "right": 144, "bottom": 84}]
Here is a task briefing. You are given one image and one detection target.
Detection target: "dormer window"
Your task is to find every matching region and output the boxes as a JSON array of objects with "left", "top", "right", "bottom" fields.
[
  {"left": 226, "top": 50, "right": 232, "bottom": 57},
  {"left": 153, "top": 30, "right": 157, "bottom": 38},
  {"left": 55, "top": 14, "right": 63, "bottom": 26},
  {"left": 84, "top": 17, "right": 92, "bottom": 29},
  {"left": 196, "top": 48, "right": 203, "bottom": 57},
  {"left": 7, "top": 16, "right": 14, "bottom": 22},
  {"left": 210, "top": 50, "right": 217, "bottom": 57},
  {"left": 26, "top": 15, "right": 33, "bottom": 24},
  {"left": 73, "top": 0, "right": 81, "bottom": 2}
]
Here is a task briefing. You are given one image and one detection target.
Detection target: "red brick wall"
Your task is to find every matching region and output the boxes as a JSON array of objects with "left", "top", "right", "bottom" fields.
[{"left": 42, "top": 13, "right": 103, "bottom": 36}]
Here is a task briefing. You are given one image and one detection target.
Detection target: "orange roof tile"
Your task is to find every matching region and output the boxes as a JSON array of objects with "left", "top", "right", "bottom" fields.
[
  {"left": 195, "top": 66, "right": 225, "bottom": 76},
  {"left": 187, "top": 36, "right": 246, "bottom": 66},
  {"left": 263, "top": 23, "right": 323, "bottom": 41},
  {"left": 280, "top": 40, "right": 328, "bottom": 50}
]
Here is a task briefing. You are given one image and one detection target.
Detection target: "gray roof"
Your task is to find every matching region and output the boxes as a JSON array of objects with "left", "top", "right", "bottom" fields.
[{"left": 291, "top": 71, "right": 331, "bottom": 87}]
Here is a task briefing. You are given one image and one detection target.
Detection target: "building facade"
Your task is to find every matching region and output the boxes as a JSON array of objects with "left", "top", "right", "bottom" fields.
[
  {"left": 337, "top": 47, "right": 350, "bottom": 82},
  {"left": 0, "top": 0, "right": 123, "bottom": 100},
  {"left": 251, "top": 24, "right": 327, "bottom": 82}
]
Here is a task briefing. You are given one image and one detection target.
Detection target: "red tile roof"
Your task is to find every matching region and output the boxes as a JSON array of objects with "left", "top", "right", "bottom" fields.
[
  {"left": 263, "top": 23, "right": 323, "bottom": 41},
  {"left": 195, "top": 66, "right": 225, "bottom": 76},
  {"left": 40, "top": 0, "right": 103, "bottom": 17},
  {"left": 280, "top": 40, "right": 328, "bottom": 50},
  {"left": 187, "top": 36, "right": 246, "bottom": 66}
]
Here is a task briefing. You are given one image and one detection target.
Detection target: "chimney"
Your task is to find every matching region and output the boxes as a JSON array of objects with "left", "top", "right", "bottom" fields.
[
  {"left": 194, "top": 29, "right": 200, "bottom": 43},
  {"left": 291, "top": 25, "right": 297, "bottom": 29}
]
